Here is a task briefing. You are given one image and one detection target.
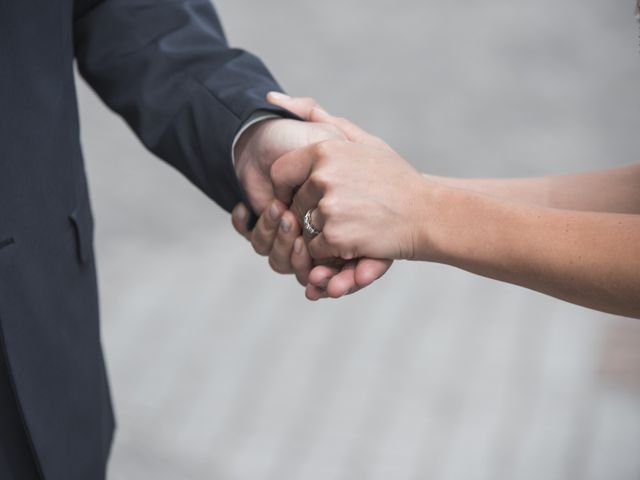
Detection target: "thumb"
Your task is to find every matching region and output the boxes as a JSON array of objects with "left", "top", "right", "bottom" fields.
[
  {"left": 269, "top": 143, "right": 318, "bottom": 204},
  {"left": 267, "top": 92, "right": 321, "bottom": 121},
  {"left": 231, "top": 203, "right": 252, "bottom": 240},
  {"left": 267, "top": 92, "right": 391, "bottom": 151},
  {"left": 309, "top": 108, "right": 388, "bottom": 149}
]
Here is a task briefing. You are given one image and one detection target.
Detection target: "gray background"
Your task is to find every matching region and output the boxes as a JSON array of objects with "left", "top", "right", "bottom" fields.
[{"left": 75, "top": 0, "right": 640, "bottom": 479}]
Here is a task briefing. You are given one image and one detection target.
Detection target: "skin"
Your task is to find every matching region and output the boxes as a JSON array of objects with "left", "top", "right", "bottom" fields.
[
  {"left": 424, "top": 164, "right": 640, "bottom": 214},
  {"left": 263, "top": 95, "right": 640, "bottom": 319},
  {"left": 233, "top": 96, "right": 393, "bottom": 299},
  {"left": 232, "top": 116, "right": 341, "bottom": 286}
]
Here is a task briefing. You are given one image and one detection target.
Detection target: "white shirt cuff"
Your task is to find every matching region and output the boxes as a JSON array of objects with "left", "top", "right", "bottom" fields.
[{"left": 232, "top": 111, "right": 281, "bottom": 166}]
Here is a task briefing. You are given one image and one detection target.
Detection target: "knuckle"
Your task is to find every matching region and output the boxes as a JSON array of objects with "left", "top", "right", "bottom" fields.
[
  {"left": 270, "top": 165, "right": 289, "bottom": 191},
  {"left": 292, "top": 262, "right": 310, "bottom": 281},
  {"left": 301, "top": 96, "right": 318, "bottom": 106},
  {"left": 307, "top": 242, "right": 318, "bottom": 259},
  {"left": 320, "top": 124, "right": 346, "bottom": 141},
  {"left": 292, "top": 258, "right": 309, "bottom": 276},
  {"left": 314, "top": 152, "right": 333, "bottom": 170},
  {"left": 317, "top": 197, "right": 335, "bottom": 217},
  {"left": 268, "top": 256, "right": 290, "bottom": 274},
  {"left": 309, "top": 170, "right": 330, "bottom": 190},
  {"left": 307, "top": 241, "right": 325, "bottom": 260},
  {"left": 312, "top": 139, "right": 338, "bottom": 159},
  {"left": 251, "top": 234, "right": 270, "bottom": 256},
  {"left": 310, "top": 141, "right": 327, "bottom": 159},
  {"left": 322, "top": 225, "right": 340, "bottom": 246},
  {"left": 341, "top": 249, "right": 357, "bottom": 261},
  {"left": 253, "top": 244, "right": 269, "bottom": 256},
  {"left": 269, "top": 161, "right": 280, "bottom": 182}
]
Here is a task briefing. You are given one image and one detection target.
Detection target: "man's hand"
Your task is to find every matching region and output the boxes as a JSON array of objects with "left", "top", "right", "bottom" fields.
[
  {"left": 271, "top": 140, "right": 427, "bottom": 260},
  {"left": 264, "top": 94, "right": 394, "bottom": 299},
  {"left": 232, "top": 199, "right": 314, "bottom": 286},
  {"left": 232, "top": 115, "right": 344, "bottom": 286},
  {"left": 232, "top": 93, "right": 394, "bottom": 300},
  {"left": 234, "top": 117, "right": 344, "bottom": 215}
]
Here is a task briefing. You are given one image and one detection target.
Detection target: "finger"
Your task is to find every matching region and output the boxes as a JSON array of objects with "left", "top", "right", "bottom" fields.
[
  {"left": 266, "top": 92, "right": 386, "bottom": 149},
  {"left": 231, "top": 203, "right": 251, "bottom": 241},
  {"left": 307, "top": 233, "right": 335, "bottom": 261},
  {"left": 270, "top": 144, "right": 319, "bottom": 204},
  {"left": 250, "top": 199, "right": 286, "bottom": 256},
  {"left": 268, "top": 210, "right": 299, "bottom": 274},
  {"left": 267, "top": 92, "right": 323, "bottom": 121},
  {"left": 307, "top": 109, "right": 367, "bottom": 141},
  {"left": 266, "top": 92, "right": 364, "bottom": 143},
  {"left": 333, "top": 258, "right": 393, "bottom": 298},
  {"left": 309, "top": 109, "right": 390, "bottom": 150},
  {"left": 308, "top": 264, "right": 341, "bottom": 289},
  {"left": 306, "top": 284, "right": 328, "bottom": 301},
  {"left": 291, "top": 182, "right": 324, "bottom": 237},
  {"left": 354, "top": 258, "right": 393, "bottom": 287},
  {"left": 291, "top": 236, "right": 313, "bottom": 285},
  {"left": 325, "top": 261, "right": 358, "bottom": 298},
  {"left": 308, "top": 258, "right": 392, "bottom": 299}
]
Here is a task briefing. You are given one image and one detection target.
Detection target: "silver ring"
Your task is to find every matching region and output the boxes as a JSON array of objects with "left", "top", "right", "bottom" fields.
[{"left": 303, "top": 209, "right": 322, "bottom": 236}]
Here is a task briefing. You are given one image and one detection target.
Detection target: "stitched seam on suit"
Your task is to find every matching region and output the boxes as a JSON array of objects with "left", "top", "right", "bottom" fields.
[
  {"left": 0, "top": 238, "right": 15, "bottom": 250},
  {"left": 0, "top": 318, "right": 45, "bottom": 480},
  {"left": 188, "top": 74, "right": 242, "bottom": 123}
]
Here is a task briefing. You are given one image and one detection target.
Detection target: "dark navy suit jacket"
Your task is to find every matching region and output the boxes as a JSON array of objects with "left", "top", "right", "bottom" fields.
[{"left": 0, "top": 1, "right": 288, "bottom": 478}]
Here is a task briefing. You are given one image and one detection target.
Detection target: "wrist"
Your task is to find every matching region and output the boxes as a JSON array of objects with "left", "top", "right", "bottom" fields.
[
  {"left": 233, "top": 117, "right": 279, "bottom": 179},
  {"left": 412, "top": 181, "right": 484, "bottom": 264},
  {"left": 408, "top": 178, "right": 450, "bottom": 262}
]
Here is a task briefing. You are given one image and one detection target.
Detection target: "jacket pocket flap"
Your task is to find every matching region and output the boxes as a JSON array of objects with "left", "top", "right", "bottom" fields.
[
  {"left": 69, "top": 201, "right": 94, "bottom": 265},
  {"left": 0, "top": 237, "right": 15, "bottom": 251}
]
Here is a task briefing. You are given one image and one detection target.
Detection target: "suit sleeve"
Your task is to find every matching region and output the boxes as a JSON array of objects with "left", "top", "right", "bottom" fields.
[{"left": 73, "top": 0, "right": 292, "bottom": 212}]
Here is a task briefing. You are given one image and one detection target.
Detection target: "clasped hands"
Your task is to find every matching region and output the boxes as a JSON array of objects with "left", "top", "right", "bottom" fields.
[{"left": 232, "top": 93, "right": 430, "bottom": 300}]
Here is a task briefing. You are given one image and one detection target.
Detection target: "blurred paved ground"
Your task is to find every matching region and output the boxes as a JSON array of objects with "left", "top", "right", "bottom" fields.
[{"left": 75, "top": 0, "right": 640, "bottom": 479}]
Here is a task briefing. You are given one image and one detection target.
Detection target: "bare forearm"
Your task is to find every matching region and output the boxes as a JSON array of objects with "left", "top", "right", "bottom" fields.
[
  {"left": 423, "top": 185, "right": 640, "bottom": 319},
  {"left": 426, "top": 163, "right": 640, "bottom": 214}
]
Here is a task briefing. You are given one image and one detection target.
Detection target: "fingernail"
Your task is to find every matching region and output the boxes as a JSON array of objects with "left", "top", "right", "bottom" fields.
[
  {"left": 280, "top": 218, "right": 291, "bottom": 233},
  {"left": 235, "top": 204, "right": 247, "bottom": 221},
  {"left": 269, "top": 203, "right": 281, "bottom": 221},
  {"left": 294, "top": 238, "right": 304, "bottom": 255},
  {"left": 269, "top": 91, "right": 291, "bottom": 101}
]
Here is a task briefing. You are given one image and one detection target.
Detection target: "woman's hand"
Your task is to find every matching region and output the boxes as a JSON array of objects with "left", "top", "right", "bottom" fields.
[
  {"left": 266, "top": 95, "right": 433, "bottom": 262},
  {"left": 262, "top": 96, "right": 640, "bottom": 319},
  {"left": 266, "top": 94, "right": 404, "bottom": 297},
  {"left": 231, "top": 95, "right": 397, "bottom": 299},
  {"left": 271, "top": 138, "right": 431, "bottom": 261}
]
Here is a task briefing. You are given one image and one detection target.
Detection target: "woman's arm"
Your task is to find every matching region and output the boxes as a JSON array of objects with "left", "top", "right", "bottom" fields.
[
  {"left": 266, "top": 94, "right": 640, "bottom": 314},
  {"left": 425, "top": 163, "right": 640, "bottom": 214},
  {"left": 271, "top": 137, "right": 640, "bottom": 317},
  {"left": 424, "top": 186, "right": 640, "bottom": 319}
]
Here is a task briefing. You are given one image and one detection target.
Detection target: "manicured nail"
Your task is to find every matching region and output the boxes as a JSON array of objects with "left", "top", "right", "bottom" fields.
[
  {"left": 280, "top": 218, "right": 291, "bottom": 233},
  {"left": 235, "top": 204, "right": 247, "bottom": 221},
  {"left": 269, "top": 91, "right": 290, "bottom": 101},
  {"left": 269, "top": 202, "right": 281, "bottom": 221},
  {"left": 294, "top": 238, "right": 304, "bottom": 255}
]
